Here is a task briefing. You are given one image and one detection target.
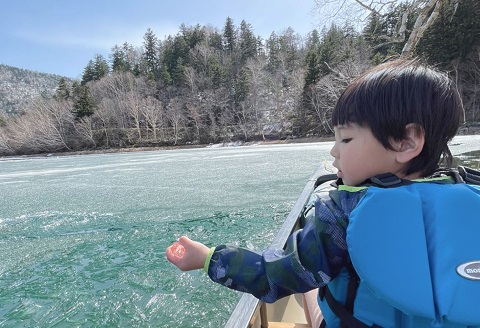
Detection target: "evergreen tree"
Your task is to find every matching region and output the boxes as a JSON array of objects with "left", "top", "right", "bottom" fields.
[
  {"left": 234, "top": 68, "right": 250, "bottom": 104},
  {"left": 317, "top": 24, "right": 348, "bottom": 76},
  {"left": 210, "top": 62, "right": 224, "bottom": 89},
  {"left": 111, "top": 44, "right": 131, "bottom": 73},
  {"left": 301, "top": 29, "right": 323, "bottom": 86},
  {"left": 54, "top": 77, "right": 70, "bottom": 100},
  {"left": 174, "top": 34, "right": 190, "bottom": 64},
  {"left": 239, "top": 20, "right": 257, "bottom": 62},
  {"left": 266, "top": 32, "right": 280, "bottom": 72},
  {"left": 81, "top": 54, "right": 109, "bottom": 85},
  {"left": 278, "top": 28, "right": 299, "bottom": 72},
  {"left": 142, "top": 28, "right": 159, "bottom": 79},
  {"left": 172, "top": 57, "right": 186, "bottom": 86},
  {"left": 123, "top": 42, "right": 137, "bottom": 73},
  {"left": 160, "top": 35, "right": 175, "bottom": 83},
  {"left": 306, "top": 29, "right": 321, "bottom": 50},
  {"left": 161, "top": 33, "right": 191, "bottom": 86},
  {"left": 111, "top": 45, "right": 125, "bottom": 72},
  {"left": 363, "top": 12, "right": 385, "bottom": 61},
  {"left": 181, "top": 24, "right": 206, "bottom": 49},
  {"left": 94, "top": 54, "right": 109, "bottom": 79},
  {"left": 208, "top": 30, "right": 224, "bottom": 50},
  {"left": 304, "top": 50, "right": 320, "bottom": 87},
  {"left": 223, "top": 17, "right": 236, "bottom": 52},
  {"left": 81, "top": 60, "right": 96, "bottom": 85},
  {"left": 73, "top": 85, "right": 95, "bottom": 118},
  {"left": 71, "top": 81, "right": 82, "bottom": 99},
  {"left": 160, "top": 66, "right": 173, "bottom": 85},
  {"left": 256, "top": 35, "right": 264, "bottom": 57}
]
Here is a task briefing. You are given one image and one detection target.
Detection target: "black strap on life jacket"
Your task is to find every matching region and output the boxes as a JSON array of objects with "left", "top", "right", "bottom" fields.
[
  {"left": 318, "top": 262, "right": 381, "bottom": 328},
  {"left": 425, "top": 166, "right": 480, "bottom": 185},
  {"left": 458, "top": 166, "right": 480, "bottom": 185}
]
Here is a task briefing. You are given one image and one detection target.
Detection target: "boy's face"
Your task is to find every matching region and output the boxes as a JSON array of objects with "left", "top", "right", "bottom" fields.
[{"left": 330, "top": 124, "right": 402, "bottom": 186}]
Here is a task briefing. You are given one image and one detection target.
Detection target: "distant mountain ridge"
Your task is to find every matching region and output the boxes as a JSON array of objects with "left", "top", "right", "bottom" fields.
[{"left": 0, "top": 64, "right": 70, "bottom": 113}]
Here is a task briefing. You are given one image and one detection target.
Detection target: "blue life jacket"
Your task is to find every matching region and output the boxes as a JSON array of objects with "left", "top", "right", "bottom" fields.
[{"left": 318, "top": 167, "right": 480, "bottom": 328}]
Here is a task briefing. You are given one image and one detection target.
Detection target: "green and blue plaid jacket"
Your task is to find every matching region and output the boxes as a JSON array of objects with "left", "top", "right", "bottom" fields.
[{"left": 206, "top": 181, "right": 368, "bottom": 303}]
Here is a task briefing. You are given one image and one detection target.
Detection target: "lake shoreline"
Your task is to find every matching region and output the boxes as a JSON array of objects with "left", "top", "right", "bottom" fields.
[
  {"left": 3, "top": 122, "right": 480, "bottom": 159},
  {"left": 7, "top": 137, "right": 333, "bottom": 159}
]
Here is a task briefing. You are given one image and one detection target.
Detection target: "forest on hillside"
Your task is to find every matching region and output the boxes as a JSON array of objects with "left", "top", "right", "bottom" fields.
[{"left": 0, "top": 0, "right": 479, "bottom": 156}]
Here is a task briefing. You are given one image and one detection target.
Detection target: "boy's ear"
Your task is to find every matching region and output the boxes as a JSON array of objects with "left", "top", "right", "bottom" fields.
[{"left": 395, "top": 123, "right": 425, "bottom": 164}]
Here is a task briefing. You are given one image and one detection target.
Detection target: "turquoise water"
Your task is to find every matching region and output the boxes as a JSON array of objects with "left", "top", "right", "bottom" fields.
[{"left": 1, "top": 136, "right": 479, "bottom": 327}]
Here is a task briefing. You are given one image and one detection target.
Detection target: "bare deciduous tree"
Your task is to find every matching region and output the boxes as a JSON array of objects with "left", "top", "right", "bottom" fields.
[
  {"left": 4, "top": 115, "right": 35, "bottom": 152},
  {"left": 305, "top": 59, "right": 367, "bottom": 134},
  {"left": 305, "top": 75, "right": 343, "bottom": 134},
  {"left": 166, "top": 97, "right": 187, "bottom": 145},
  {"left": 141, "top": 96, "right": 165, "bottom": 142},
  {"left": 453, "top": 47, "right": 480, "bottom": 123},
  {"left": 184, "top": 66, "right": 197, "bottom": 92},
  {"left": 245, "top": 57, "right": 270, "bottom": 139},
  {"left": 29, "top": 98, "right": 73, "bottom": 151},
  {"left": 0, "top": 112, "right": 13, "bottom": 154},
  {"left": 313, "top": 0, "right": 452, "bottom": 57},
  {"left": 91, "top": 72, "right": 140, "bottom": 130},
  {"left": 75, "top": 116, "right": 97, "bottom": 148},
  {"left": 7, "top": 98, "right": 74, "bottom": 153},
  {"left": 125, "top": 90, "right": 144, "bottom": 141},
  {"left": 95, "top": 98, "right": 117, "bottom": 147},
  {"left": 185, "top": 101, "right": 204, "bottom": 143}
]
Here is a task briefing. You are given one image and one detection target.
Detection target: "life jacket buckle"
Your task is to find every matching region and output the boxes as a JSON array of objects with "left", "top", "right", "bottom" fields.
[{"left": 370, "top": 173, "right": 404, "bottom": 187}]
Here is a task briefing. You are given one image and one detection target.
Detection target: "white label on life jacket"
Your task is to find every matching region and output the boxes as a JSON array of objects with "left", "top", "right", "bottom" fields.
[{"left": 456, "top": 261, "right": 480, "bottom": 280}]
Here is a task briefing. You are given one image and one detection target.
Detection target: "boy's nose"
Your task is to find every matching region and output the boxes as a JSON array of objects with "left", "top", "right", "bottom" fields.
[{"left": 330, "top": 142, "right": 338, "bottom": 158}]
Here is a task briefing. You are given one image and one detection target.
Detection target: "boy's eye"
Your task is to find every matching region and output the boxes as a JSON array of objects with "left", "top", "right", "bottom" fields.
[{"left": 341, "top": 138, "right": 352, "bottom": 143}]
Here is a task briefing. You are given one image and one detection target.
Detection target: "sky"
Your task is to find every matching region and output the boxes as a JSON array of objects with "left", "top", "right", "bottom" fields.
[{"left": 0, "top": 0, "right": 319, "bottom": 79}]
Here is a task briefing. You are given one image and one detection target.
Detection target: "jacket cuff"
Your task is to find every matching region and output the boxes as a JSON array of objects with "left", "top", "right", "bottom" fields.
[{"left": 203, "top": 247, "right": 215, "bottom": 273}]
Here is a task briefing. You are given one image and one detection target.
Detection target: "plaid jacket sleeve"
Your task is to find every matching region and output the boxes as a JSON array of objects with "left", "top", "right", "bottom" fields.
[{"left": 206, "top": 187, "right": 355, "bottom": 303}]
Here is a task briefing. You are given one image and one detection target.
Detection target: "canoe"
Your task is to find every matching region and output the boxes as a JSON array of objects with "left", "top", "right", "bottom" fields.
[{"left": 224, "top": 166, "right": 337, "bottom": 328}]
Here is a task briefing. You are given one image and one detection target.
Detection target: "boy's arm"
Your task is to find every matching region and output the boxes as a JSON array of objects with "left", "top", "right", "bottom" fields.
[
  {"left": 205, "top": 227, "right": 334, "bottom": 303},
  {"left": 166, "top": 189, "right": 350, "bottom": 303},
  {"left": 165, "top": 229, "right": 333, "bottom": 303},
  {"left": 205, "top": 195, "right": 349, "bottom": 303}
]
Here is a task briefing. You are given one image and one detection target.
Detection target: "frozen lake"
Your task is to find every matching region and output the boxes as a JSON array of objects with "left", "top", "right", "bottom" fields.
[{"left": 1, "top": 136, "right": 479, "bottom": 327}]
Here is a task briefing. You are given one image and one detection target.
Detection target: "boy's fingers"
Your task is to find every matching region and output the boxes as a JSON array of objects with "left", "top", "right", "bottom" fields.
[
  {"left": 170, "top": 242, "right": 185, "bottom": 258},
  {"left": 166, "top": 244, "right": 181, "bottom": 263}
]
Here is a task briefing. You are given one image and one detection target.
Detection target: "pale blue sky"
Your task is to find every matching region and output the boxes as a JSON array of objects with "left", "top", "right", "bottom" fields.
[{"left": 0, "top": 0, "right": 318, "bottom": 79}]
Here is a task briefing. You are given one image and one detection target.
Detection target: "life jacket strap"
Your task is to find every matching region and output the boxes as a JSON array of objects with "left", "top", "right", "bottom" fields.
[
  {"left": 320, "top": 285, "right": 380, "bottom": 328},
  {"left": 458, "top": 165, "right": 480, "bottom": 185},
  {"left": 319, "top": 261, "right": 379, "bottom": 328},
  {"left": 344, "top": 261, "right": 359, "bottom": 314}
]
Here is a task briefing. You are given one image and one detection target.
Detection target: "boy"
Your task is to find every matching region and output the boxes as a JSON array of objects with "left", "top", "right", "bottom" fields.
[{"left": 167, "top": 59, "right": 474, "bottom": 327}]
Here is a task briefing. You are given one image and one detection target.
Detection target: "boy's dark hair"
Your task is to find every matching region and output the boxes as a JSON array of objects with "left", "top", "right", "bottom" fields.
[{"left": 332, "top": 59, "right": 463, "bottom": 177}]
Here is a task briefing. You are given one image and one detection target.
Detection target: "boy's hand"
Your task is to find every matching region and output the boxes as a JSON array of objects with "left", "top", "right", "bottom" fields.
[{"left": 166, "top": 236, "right": 210, "bottom": 271}]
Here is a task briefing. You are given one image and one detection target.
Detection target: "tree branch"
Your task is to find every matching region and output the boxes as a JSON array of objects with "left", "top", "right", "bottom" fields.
[{"left": 401, "top": 0, "right": 442, "bottom": 57}]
